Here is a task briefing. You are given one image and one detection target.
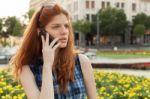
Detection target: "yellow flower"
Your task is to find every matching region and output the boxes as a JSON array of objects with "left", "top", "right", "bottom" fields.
[
  {"left": 13, "top": 96, "right": 17, "bottom": 99},
  {"left": 100, "top": 87, "right": 106, "bottom": 92},
  {"left": 1, "top": 96, "right": 5, "bottom": 99},
  {"left": 129, "top": 92, "right": 136, "bottom": 97},
  {"left": 0, "top": 88, "right": 3, "bottom": 93},
  {"left": 124, "top": 84, "right": 130, "bottom": 88}
]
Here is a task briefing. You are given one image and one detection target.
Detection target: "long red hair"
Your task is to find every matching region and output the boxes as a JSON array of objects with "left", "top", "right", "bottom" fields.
[{"left": 10, "top": 3, "right": 77, "bottom": 93}]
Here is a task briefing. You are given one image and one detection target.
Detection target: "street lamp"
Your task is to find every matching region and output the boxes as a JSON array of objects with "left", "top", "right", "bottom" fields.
[{"left": 96, "top": 14, "right": 100, "bottom": 48}]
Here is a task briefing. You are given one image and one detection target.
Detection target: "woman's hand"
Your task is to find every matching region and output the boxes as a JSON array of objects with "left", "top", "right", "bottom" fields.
[{"left": 41, "top": 33, "right": 60, "bottom": 69}]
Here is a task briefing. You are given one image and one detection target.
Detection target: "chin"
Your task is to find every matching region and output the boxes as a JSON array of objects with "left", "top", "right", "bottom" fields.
[{"left": 59, "top": 43, "right": 67, "bottom": 48}]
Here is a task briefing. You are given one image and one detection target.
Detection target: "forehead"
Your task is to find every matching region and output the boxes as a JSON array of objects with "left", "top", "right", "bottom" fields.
[{"left": 49, "top": 14, "right": 69, "bottom": 24}]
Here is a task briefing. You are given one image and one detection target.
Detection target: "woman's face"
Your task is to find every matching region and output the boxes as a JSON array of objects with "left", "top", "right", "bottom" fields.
[{"left": 45, "top": 13, "right": 69, "bottom": 48}]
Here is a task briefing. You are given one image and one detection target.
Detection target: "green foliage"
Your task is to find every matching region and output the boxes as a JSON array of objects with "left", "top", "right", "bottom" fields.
[
  {"left": 4, "top": 16, "right": 17, "bottom": 35},
  {"left": 12, "top": 21, "right": 23, "bottom": 36},
  {"left": 72, "top": 19, "right": 92, "bottom": 34},
  {"left": 0, "top": 18, "right": 3, "bottom": 34},
  {"left": 96, "top": 50, "right": 150, "bottom": 59},
  {"left": 27, "top": 9, "right": 35, "bottom": 20},
  {"left": 133, "top": 24, "right": 146, "bottom": 36},
  {"left": 132, "top": 13, "right": 150, "bottom": 44},
  {"left": 23, "top": 9, "right": 35, "bottom": 22},
  {"left": 145, "top": 16, "right": 150, "bottom": 29},
  {"left": 133, "top": 13, "right": 147, "bottom": 28},
  {"left": 4, "top": 16, "right": 23, "bottom": 37},
  {"left": 98, "top": 7, "right": 128, "bottom": 36}
]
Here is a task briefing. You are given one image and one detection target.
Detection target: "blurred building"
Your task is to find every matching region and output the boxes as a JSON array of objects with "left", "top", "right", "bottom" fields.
[
  {"left": 29, "top": 0, "right": 55, "bottom": 10},
  {"left": 29, "top": 0, "right": 150, "bottom": 46},
  {"left": 55, "top": 0, "right": 150, "bottom": 22}
]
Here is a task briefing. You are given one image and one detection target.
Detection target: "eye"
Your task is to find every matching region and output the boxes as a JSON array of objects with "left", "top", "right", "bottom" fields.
[
  {"left": 64, "top": 24, "right": 69, "bottom": 28},
  {"left": 52, "top": 26, "right": 59, "bottom": 28}
]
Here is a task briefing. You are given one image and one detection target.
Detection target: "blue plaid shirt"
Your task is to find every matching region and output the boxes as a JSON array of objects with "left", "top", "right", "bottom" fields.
[{"left": 29, "top": 55, "right": 87, "bottom": 99}]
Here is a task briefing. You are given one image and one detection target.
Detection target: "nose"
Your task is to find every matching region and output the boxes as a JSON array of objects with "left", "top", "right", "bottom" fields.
[{"left": 60, "top": 26, "right": 68, "bottom": 35}]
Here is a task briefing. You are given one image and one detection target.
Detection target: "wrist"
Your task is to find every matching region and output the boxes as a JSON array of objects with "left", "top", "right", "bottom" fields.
[{"left": 43, "top": 64, "right": 52, "bottom": 69}]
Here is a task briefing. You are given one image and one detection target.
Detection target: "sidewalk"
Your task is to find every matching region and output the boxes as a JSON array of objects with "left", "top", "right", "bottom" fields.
[
  {"left": 78, "top": 47, "right": 150, "bottom": 64},
  {"left": 96, "top": 68, "right": 150, "bottom": 78},
  {"left": 91, "top": 57, "right": 150, "bottom": 64}
]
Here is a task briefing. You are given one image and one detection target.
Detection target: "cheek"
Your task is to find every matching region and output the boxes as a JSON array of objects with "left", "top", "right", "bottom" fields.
[{"left": 48, "top": 30, "right": 58, "bottom": 37}]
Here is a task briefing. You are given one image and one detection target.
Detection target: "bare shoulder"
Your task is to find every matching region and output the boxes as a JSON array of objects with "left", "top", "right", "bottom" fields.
[
  {"left": 78, "top": 54, "right": 91, "bottom": 62},
  {"left": 78, "top": 54, "right": 92, "bottom": 70},
  {"left": 19, "top": 65, "right": 34, "bottom": 81}
]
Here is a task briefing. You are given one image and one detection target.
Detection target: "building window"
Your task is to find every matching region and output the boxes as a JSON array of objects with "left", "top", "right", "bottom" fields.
[
  {"left": 107, "top": 2, "right": 110, "bottom": 7},
  {"left": 86, "top": 1, "right": 90, "bottom": 9},
  {"left": 74, "top": 15, "right": 78, "bottom": 20},
  {"left": 102, "top": 1, "right": 105, "bottom": 9},
  {"left": 92, "top": 14, "right": 96, "bottom": 21},
  {"left": 86, "top": 14, "right": 90, "bottom": 21},
  {"left": 121, "top": 3, "right": 124, "bottom": 8},
  {"left": 116, "top": 2, "right": 119, "bottom": 8},
  {"left": 132, "top": 16, "right": 135, "bottom": 20},
  {"left": 91, "top": 1, "right": 95, "bottom": 9},
  {"left": 74, "top": 1, "right": 78, "bottom": 11},
  {"left": 132, "top": 3, "right": 136, "bottom": 12},
  {"left": 67, "top": 4, "right": 72, "bottom": 13},
  {"left": 144, "top": 3, "right": 147, "bottom": 11}
]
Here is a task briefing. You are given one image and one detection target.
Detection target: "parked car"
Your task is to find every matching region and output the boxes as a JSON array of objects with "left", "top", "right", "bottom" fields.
[{"left": 0, "top": 46, "right": 18, "bottom": 64}]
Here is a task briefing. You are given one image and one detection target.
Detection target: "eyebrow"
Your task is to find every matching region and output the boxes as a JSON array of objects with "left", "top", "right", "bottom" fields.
[{"left": 51, "top": 23, "right": 69, "bottom": 26}]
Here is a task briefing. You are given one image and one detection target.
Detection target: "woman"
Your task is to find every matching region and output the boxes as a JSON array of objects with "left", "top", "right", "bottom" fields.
[{"left": 10, "top": 2, "right": 96, "bottom": 99}]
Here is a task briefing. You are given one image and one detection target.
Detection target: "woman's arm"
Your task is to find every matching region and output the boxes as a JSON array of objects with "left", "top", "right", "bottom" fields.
[
  {"left": 20, "top": 32, "right": 60, "bottom": 99},
  {"left": 39, "top": 66, "right": 54, "bottom": 99},
  {"left": 19, "top": 65, "right": 54, "bottom": 99},
  {"left": 78, "top": 54, "right": 97, "bottom": 99}
]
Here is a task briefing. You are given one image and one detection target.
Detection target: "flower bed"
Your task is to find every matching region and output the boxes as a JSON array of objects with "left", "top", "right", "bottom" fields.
[
  {"left": 95, "top": 70, "right": 150, "bottom": 99},
  {"left": 0, "top": 68, "right": 150, "bottom": 98},
  {"left": 0, "top": 69, "right": 27, "bottom": 99}
]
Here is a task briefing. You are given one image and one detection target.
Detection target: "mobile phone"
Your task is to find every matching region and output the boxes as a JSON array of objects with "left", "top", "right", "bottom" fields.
[{"left": 39, "top": 28, "right": 54, "bottom": 44}]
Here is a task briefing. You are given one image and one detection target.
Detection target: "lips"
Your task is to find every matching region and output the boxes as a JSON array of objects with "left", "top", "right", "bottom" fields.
[{"left": 59, "top": 37, "right": 67, "bottom": 43}]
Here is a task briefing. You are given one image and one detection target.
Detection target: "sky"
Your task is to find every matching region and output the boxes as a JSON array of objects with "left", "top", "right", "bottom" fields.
[{"left": 0, "top": 0, "right": 30, "bottom": 18}]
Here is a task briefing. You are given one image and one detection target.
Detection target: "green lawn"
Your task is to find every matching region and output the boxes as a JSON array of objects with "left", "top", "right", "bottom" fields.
[{"left": 96, "top": 51, "right": 150, "bottom": 59}]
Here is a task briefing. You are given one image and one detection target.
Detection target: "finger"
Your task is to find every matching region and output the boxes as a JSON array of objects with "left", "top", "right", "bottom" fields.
[
  {"left": 46, "top": 33, "right": 49, "bottom": 45},
  {"left": 53, "top": 42, "right": 61, "bottom": 50},
  {"left": 49, "top": 38, "right": 59, "bottom": 48},
  {"left": 41, "top": 35, "right": 45, "bottom": 47}
]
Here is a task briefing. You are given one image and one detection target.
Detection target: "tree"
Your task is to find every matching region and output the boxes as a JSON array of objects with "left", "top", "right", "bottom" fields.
[
  {"left": 4, "top": 16, "right": 23, "bottom": 36},
  {"left": 22, "top": 9, "right": 35, "bottom": 27},
  {"left": 133, "top": 13, "right": 147, "bottom": 28},
  {"left": 23, "top": 9, "right": 35, "bottom": 21},
  {"left": 28, "top": 9, "right": 35, "bottom": 20},
  {"left": 99, "top": 7, "right": 128, "bottom": 36},
  {"left": 145, "top": 16, "right": 150, "bottom": 29},
  {"left": 0, "top": 18, "right": 3, "bottom": 34},
  {"left": 95, "top": 7, "right": 128, "bottom": 45},
  {"left": 133, "top": 24, "right": 146, "bottom": 36},
  {"left": 72, "top": 19, "right": 91, "bottom": 34},
  {"left": 12, "top": 21, "right": 24, "bottom": 36}
]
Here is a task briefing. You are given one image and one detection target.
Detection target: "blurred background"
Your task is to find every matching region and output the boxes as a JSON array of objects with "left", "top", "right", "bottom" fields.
[{"left": 0, "top": 0, "right": 150, "bottom": 98}]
